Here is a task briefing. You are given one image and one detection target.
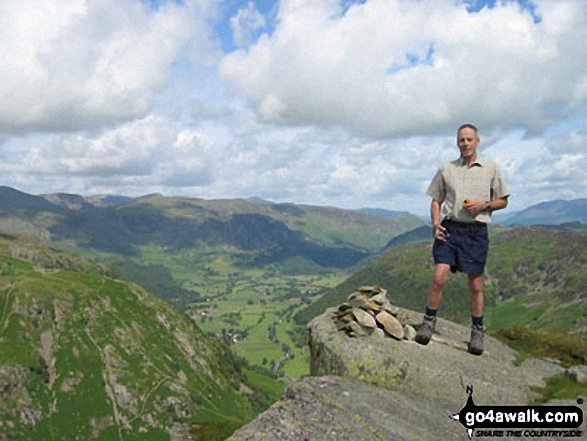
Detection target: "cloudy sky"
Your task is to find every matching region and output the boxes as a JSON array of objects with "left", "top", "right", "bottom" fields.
[{"left": 1, "top": 0, "right": 586, "bottom": 216}]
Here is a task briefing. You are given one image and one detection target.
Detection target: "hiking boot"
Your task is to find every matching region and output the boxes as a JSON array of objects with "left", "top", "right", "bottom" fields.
[
  {"left": 415, "top": 315, "right": 436, "bottom": 345},
  {"left": 468, "top": 324, "right": 485, "bottom": 356}
]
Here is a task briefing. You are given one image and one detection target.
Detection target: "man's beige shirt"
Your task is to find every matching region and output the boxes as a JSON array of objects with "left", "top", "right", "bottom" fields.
[{"left": 427, "top": 157, "right": 510, "bottom": 224}]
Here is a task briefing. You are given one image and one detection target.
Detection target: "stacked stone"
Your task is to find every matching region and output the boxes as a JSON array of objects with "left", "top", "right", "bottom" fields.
[{"left": 333, "top": 286, "right": 416, "bottom": 341}]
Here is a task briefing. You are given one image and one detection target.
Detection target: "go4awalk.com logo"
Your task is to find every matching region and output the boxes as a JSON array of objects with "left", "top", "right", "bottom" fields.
[{"left": 451, "top": 386, "right": 584, "bottom": 439}]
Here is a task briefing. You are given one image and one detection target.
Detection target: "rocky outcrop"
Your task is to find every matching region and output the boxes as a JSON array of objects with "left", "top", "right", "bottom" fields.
[
  {"left": 308, "top": 304, "right": 544, "bottom": 406},
  {"left": 229, "top": 288, "right": 580, "bottom": 441},
  {"left": 228, "top": 375, "right": 465, "bottom": 441}
]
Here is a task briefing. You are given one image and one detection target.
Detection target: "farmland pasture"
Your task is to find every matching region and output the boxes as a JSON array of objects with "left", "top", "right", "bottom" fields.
[{"left": 96, "top": 243, "right": 349, "bottom": 381}]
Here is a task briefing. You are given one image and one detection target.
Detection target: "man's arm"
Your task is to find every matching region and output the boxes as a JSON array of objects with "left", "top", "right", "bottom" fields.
[
  {"left": 489, "top": 196, "right": 508, "bottom": 211},
  {"left": 431, "top": 199, "right": 447, "bottom": 241},
  {"left": 465, "top": 196, "right": 509, "bottom": 216}
]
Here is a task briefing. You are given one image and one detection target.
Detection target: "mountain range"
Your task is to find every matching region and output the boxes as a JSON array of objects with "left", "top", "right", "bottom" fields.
[
  {"left": 496, "top": 198, "right": 587, "bottom": 226},
  {"left": 0, "top": 186, "right": 424, "bottom": 268},
  {"left": 0, "top": 185, "right": 429, "bottom": 325}
]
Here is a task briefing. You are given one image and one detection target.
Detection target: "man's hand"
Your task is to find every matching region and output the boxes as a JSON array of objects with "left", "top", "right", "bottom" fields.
[
  {"left": 433, "top": 223, "right": 449, "bottom": 242},
  {"left": 464, "top": 200, "right": 488, "bottom": 217}
]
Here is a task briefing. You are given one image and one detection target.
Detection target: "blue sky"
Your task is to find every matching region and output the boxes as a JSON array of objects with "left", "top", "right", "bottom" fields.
[
  {"left": 215, "top": 0, "right": 279, "bottom": 51},
  {"left": 212, "top": 0, "right": 541, "bottom": 51},
  {"left": 0, "top": 0, "right": 586, "bottom": 216},
  {"left": 463, "top": 0, "right": 541, "bottom": 22}
]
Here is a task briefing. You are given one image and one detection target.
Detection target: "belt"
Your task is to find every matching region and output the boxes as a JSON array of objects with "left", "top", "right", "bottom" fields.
[{"left": 442, "top": 219, "right": 487, "bottom": 228}]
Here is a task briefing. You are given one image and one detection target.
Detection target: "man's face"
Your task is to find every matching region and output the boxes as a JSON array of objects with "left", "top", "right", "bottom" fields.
[{"left": 457, "top": 127, "right": 479, "bottom": 160}]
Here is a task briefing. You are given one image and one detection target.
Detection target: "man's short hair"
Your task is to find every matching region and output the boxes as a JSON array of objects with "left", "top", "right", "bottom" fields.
[{"left": 457, "top": 123, "right": 479, "bottom": 139}]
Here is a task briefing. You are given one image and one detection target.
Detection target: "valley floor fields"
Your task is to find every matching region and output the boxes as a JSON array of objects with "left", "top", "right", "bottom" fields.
[{"left": 80, "top": 243, "right": 351, "bottom": 381}]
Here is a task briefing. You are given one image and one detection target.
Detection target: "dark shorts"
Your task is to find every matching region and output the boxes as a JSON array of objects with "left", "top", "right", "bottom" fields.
[{"left": 433, "top": 219, "right": 489, "bottom": 275}]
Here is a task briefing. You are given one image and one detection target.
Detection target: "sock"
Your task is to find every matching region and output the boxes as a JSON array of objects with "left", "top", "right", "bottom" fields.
[
  {"left": 425, "top": 307, "right": 437, "bottom": 317},
  {"left": 472, "top": 315, "right": 484, "bottom": 327}
]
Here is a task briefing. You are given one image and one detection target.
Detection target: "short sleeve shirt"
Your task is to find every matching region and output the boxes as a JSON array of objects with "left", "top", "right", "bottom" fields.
[{"left": 427, "top": 157, "right": 510, "bottom": 224}]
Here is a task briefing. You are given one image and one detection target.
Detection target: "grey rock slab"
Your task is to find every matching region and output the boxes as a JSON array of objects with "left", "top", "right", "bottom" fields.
[
  {"left": 227, "top": 376, "right": 465, "bottom": 441},
  {"left": 308, "top": 307, "right": 545, "bottom": 406},
  {"left": 519, "top": 358, "right": 566, "bottom": 389},
  {"left": 231, "top": 304, "right": 573, "bottom": 441},
  {"left": 229, "top": 375, "right": 587, "bottom": 441}
]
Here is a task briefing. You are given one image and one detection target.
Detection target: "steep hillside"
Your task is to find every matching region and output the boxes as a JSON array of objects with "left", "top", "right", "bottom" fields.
[
  {"left": 46, "top": 203, "right": 370, "bottom": 267},
  {"left": 0, "top": 234, "right": 261, "bottom": 440},
  {"left": 296, "top": 226, "right": 587, "bottom": 336},
  {"left": 382, "top": 225, "right": 431, "bottom": 250}
]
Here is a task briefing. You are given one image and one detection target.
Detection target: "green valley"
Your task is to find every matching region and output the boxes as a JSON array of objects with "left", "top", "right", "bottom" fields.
[{"left": 94, "top": 244, "right": 349, "bottom": 379}]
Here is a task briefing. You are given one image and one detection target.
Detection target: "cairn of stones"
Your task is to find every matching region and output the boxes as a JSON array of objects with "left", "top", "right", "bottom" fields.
[{"left": 333, "top": 286, "right": 416, "bottom": 341}]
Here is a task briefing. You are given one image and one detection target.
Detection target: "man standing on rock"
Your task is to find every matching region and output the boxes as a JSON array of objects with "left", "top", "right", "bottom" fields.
[{"left": 415, "top": 124, "right": 510, "bottom": 355}]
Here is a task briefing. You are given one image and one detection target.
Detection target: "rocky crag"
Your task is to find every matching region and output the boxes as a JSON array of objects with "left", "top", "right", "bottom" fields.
[{"left": 229, "top": 287, "right": 585, "bottom": 440}]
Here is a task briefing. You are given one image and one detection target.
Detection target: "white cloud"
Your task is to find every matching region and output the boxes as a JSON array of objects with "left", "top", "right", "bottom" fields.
[
  {"left": 0, "top": 115, "right": 223, "bottom": 195},
  {"left": 2, "top": 106, "right": 585, "bottom": 214},
  {"left": 219, "top": 0, "right": 587, "bottom": 137},
  {"left": 483, "top": 125, "right": 587, "bottom": 208},
  {"left": 0, "top": 0, "right": 214, "bottom": 134},
  {"left": 546, "top": 123, "right": 587, "bottom": 154},
  {"left": 230, "top": 1, "right": 267, "bottom": 48},
  {"left": 0, "top": 0, "right": 586, "bottom": 216}
]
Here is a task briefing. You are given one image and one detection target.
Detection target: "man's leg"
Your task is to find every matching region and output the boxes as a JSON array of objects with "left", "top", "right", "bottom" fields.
[
  {"left": 468, "top": 273, "right": 485, "bottom": 356},
  {"left": 468, "top": 273, "right": 484, "bottom": 318},
  {"left": 428, "top": 263, "right": 451, "bottom": 310},
  {"left": 416, "top": 264, "right": 451, "bottom": 345}
]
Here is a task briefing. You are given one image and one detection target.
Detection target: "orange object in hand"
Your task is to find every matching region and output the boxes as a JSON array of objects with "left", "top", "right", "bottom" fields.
[{"left": 464, "top": 199, "right": 472, "bottom": 206}]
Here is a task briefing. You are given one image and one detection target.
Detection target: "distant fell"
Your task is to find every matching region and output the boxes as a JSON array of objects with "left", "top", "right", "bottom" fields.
[
  {"left": 502, "top": 198, "right": 587, "bottom": 226},
  {"left": 0, "top": 186, "right": 425, "bottom": 269},
  {"left": 42, "top": 192, "right": 95, "bottom": 211},
  {"left": 0, "top": 186, "right": 62, "bottom": 212},
  {"left": 84, "top": 194, "right": 138, "bottom": 207},
  {"left": 42, "top": 192, "right": 164, "bottom": 209},
  {"left": 246, "top": 197, "right": 275, "bottom": 205},
  {"left": 353, "top": 207, "right": 414, "bottom": 219}
]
